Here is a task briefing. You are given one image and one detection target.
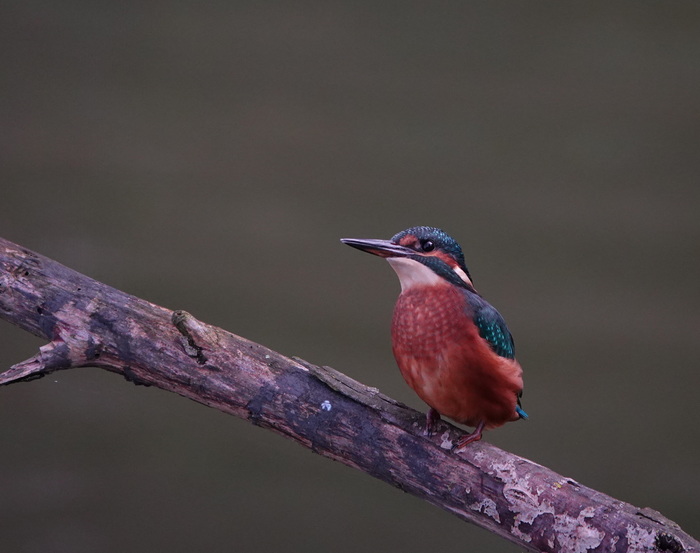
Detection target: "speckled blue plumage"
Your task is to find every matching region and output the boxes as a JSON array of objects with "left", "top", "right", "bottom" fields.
[{"left": 469, "top": 296, "right": 515, "bottom": 360}]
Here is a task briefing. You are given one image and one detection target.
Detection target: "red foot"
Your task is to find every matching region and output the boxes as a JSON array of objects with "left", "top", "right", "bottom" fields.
[
  {"left": 453, "top": 421, "right": 485, "bottom": 452},
  {"left": 424, "top": 408, "right": 441, "bottom": 436}
]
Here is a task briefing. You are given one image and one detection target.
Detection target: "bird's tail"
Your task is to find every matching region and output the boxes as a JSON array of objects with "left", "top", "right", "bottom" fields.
[{"left": 516, "top": 404, "right": 528, "bottom": 420}]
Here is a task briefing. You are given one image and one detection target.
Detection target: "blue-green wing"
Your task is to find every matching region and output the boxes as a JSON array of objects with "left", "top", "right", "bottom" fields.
[
  {"left": 468, "top": 292, "right": 526, "bottom": 417},
  {"left": 471, "top": 297, "right": 515, "bottom": 360},
  {"left": 468, "top": 292, "right": 527, "bottom": 417}
]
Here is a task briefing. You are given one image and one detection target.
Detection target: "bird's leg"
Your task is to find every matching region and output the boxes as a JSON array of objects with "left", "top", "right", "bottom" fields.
[
  {"left": 452, "top": 420, "right": 486, "bottom": 452},
  {"left": 424, "top": 407, "right": 441, "bottom": 436}
]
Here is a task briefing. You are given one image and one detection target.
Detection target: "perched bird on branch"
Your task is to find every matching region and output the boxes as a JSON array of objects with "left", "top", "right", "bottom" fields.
[{"left": 342, "top": 226, "right": 527, "bottom": 450}]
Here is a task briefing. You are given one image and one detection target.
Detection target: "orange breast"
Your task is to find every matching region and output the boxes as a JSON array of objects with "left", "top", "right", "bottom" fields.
[{"left": 391, "top": 284, "right": 523, "bottom": 428}]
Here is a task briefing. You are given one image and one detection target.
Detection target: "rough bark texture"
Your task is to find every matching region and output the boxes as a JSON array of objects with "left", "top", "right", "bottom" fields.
[{"left": 0, "top": 236, "right": 696, "bottom": 553}]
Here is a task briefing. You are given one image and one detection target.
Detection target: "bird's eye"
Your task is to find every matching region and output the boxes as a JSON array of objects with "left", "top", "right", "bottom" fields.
[{"left": 420, "top": 240, "right": 434, "bottom": 252}]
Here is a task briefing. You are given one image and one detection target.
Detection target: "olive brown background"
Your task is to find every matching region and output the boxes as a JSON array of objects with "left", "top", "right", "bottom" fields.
[{"left": 1, "top": 3, "right": 699, "bottom": 552}]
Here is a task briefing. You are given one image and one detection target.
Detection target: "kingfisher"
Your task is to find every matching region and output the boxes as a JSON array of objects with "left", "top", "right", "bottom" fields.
[{"left": 341, "top": 226, "right": 527, "bottom": 450}]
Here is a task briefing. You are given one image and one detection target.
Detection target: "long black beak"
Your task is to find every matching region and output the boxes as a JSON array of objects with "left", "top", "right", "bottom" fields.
[{"left": 340, "top": 238, "right": 414, "bottom": 258}]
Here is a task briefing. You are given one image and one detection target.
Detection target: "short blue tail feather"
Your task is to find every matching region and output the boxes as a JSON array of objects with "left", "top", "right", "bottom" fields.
[{"left": 516, "top": 405, "right": 529, "bottom": 420}]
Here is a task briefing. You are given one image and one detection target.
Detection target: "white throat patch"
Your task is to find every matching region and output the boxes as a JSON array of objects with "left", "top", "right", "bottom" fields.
[{"left": 386, "top": 257, "right": 442, "bottom": 292}]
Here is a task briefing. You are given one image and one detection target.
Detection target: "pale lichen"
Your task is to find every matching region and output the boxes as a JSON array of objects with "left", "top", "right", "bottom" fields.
[
  {"left": 469, "top": 498, "right": 501, "bottom": 523},
  {"left": 552, "top": 506, "right": 603, "bottom": 552},
  {"left": 624, "top": 524, "right": 656, "bottom": 550},
  {"left": 481, "top": 457, "right": 606, "bottom": 551},
  {"left": 439, "top": 431, "right": 453, "bottom": 450}
]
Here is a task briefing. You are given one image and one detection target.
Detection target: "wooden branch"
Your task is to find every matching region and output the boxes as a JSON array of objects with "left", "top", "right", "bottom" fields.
[{"left": 0, "top": 236, "right": 696, "bottom": 553}]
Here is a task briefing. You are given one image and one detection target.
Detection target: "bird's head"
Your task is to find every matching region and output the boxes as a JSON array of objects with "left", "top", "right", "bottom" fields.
[{"left": 341, "top": 226, "right": 474, "bottom": 292}]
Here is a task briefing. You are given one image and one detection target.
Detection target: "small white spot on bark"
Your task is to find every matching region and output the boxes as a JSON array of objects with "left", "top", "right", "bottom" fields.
[
  {"left": 321, "top": 400, "right": 332, "bottom": 411},
  {"left": 472, "top": 450, "right": 487, "bottom": 463},
  {"left": 440, "top": 431, "right": 453, "bottom": 449}
]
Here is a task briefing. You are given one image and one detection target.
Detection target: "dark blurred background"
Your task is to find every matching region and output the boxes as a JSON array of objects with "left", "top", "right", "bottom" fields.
[{"left": 1, "top": 2, "right": 699, "bottom": 552}]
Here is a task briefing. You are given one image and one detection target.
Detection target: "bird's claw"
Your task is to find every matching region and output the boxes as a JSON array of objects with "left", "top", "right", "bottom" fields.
[{"left": 451, "top": 420, "right": 486, "bottom": 452}]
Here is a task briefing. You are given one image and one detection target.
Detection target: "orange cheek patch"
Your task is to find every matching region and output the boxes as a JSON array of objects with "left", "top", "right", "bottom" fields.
[
  {"left": 427, "top": 251, "right": 473, "bottom": 287},
  {"left": 397, "top": 234, "right": 419, "bottom": 248}
]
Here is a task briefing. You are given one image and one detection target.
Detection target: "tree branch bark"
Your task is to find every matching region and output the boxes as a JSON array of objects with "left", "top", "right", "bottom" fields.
[{"left": 0, "top": 236, "right": 696, "bottom": 553}]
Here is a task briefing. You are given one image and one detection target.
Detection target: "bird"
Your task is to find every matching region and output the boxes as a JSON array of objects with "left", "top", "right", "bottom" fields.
[{"left": 341, "top": 226, "right": 527, "bottom": 450}]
